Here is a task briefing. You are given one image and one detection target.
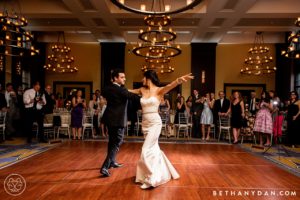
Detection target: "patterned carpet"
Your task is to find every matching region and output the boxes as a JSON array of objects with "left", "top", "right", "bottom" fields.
[
  {"left": 0, "top": 138, "right": 59, "bottom": 169},
  {"left": 240, "top": 143, "right": 300, "bottom": 176}
]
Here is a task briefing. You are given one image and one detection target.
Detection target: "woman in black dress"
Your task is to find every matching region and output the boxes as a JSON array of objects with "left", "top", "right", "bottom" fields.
[
  {"left": 228, "top": 91, "right": 245, "bottom": 144},
  {"left": 287, "top": 91, "right": 300, "bottom": 147},
  {"left": 174, "top": 93, "right": 186, "bottom": 124},
  {"left": 71, "top": 90, "right": 86, "bottom": 139}
]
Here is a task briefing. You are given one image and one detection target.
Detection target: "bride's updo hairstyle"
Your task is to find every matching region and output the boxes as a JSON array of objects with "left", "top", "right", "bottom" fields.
[{"left": 144, "top": 70, "right": 160, "bottom": 87}]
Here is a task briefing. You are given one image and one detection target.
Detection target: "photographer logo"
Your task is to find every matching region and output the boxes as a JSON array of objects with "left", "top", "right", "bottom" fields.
[{"left": 4, "top": 174, "right": 26, "bottom": 196}]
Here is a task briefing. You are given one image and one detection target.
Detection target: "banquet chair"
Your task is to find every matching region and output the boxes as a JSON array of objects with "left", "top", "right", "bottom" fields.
[
  {"left": 44, "top": 114, "right": 55, "bottom": 139},
  {"left": 82, "top": 113, "right": 93, "bottom": 139},
  {"left": 57, "top": 113, "right": 71, "bottom": 139},
  {"left": 175, "top": 113, "right": 190, "bottom": 139},
  {"left": 218, "top": 115, "right": 231, "bottom": 143},
  {"left": 160, "top": 112, "right": 168, "bottom": 137}
]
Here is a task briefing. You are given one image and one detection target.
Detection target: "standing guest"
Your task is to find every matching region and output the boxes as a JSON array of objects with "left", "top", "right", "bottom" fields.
[
  {"left": 185, "top": 95, "right": 193, "bottom": 119},
  {"left": 210, "top": 92, "right": 216, "bottom": 110},
  {"left": 23, "top": 81, "right": 47, "bottom": 143},
  {"left": 287, "top": 91, "right": 300, "bottom": 148},
  {"left": 5, "top": 90, "right": 19, "bottom": 140},
  {"left": 253, "top": 91, "right": 273, "bottom": 146},
  {"left": 249, "top": 91, "right": 260, "bottom": 115},
  {"left": 159, "top": 94, "right": 171, "bottom": 137},
  {"left": 43, "top": 85, "right": 56, "bottom": 114},
  {"left": 99, "top": 95, "right": 108, "bottom": 137},
  {"left": 228, "top": 91, "right": 245, "bottom": 144},
  {"left": 0, "top": 84, "right": 7, "bottom": 111},
  {"left": 89, "top": 93, "right": 100, "bottom": 138},
  {"left": 174, "top": 93, "right": 186, "bottom": 124},
  {"left": 269, "top": 90, "right": 282, "bottom": 140},
  {"left": 191, "top": 89, "right": 203, "bottom": 138},
  {"left": 213, "top": 91, "right": 230, "bottom": 117},
  {"left": 55, "top": 93, "right": 64, "bottom": 108},
  {"left": 5, "top": 83, "right": 13, "bottom": 109},
  {"left": 71, "top": 90, "right": 86, "bottom": 140},
  {"left": 200, "top": 93, "right": 213, "bottom": 141}
]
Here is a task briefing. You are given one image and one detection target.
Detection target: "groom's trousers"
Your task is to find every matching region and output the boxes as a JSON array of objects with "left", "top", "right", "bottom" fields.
[{"left": 101, "top": 126, "right": 124, "bottom": 170}]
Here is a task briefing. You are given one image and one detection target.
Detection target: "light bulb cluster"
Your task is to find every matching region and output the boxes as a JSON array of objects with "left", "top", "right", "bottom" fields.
[
  {"left": 281, "top": 17, "right": 300, "bottom": 59},
  {"left": 240, "top": 32, "right": 276, "bottom": 75}
]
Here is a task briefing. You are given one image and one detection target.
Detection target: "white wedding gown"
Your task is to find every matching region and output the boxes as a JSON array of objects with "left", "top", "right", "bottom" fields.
[{"left": 136, "top": 96, "right": 180, "bottom": 188}]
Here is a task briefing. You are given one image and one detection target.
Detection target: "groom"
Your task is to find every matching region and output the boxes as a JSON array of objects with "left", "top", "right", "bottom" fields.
[{"left": 100, "top": 69, "right": 138, "bottom": 177}]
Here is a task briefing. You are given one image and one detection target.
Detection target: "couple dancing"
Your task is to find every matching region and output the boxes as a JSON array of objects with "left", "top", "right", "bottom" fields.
[{"left": 100, "top": 69, "right": 193, "bottom": 189}]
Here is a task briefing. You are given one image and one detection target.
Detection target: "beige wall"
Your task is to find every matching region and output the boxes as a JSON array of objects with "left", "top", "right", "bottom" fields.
[
  {"left": 45, "top": 43, "right": 101, "bottom": 95},
  {"left": 124, "top": 44, "right": 192, "bottom": 98},
  {"left": 216, "top": 44, "right": 276, "bottom": 97}
]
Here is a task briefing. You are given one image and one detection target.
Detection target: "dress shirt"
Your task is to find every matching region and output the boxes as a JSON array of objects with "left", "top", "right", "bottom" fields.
[{"left": 23, "top": 88, "right": 47, "bottom": 109}]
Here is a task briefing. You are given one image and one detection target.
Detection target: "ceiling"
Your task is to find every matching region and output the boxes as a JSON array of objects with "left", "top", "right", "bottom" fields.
[{"left": 2, "top": 0, "right": 300, "bottom": 44}]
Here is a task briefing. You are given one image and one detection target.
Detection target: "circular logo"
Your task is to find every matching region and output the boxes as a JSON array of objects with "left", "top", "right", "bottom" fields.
[{"left": 4, "top": 174, "right": 26, "bottom": 196}]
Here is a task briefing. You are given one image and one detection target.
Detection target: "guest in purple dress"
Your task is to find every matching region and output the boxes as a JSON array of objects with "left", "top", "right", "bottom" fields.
[{"left": 71, "top": 90, "right": 86, "bottom": 139}]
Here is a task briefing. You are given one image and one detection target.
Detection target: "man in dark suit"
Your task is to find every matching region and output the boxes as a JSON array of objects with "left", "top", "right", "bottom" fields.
[
  {"left": 100, "top": 69, "right": 137, "bottom": 177},
  {"left": 213, "top": 91, "right": 230, "bottom": 117},
  {"left": 248, "top": 91, "right": 259, "bottom": 115},
  {"left": 190, "top": 89, "right": 203, "bottom": 138}
]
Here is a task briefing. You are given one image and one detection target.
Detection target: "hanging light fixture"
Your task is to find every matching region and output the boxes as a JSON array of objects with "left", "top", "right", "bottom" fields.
[
  {"left": 0, "top": 0, "right": 39, "bottom": 74},
  {"left": 110, "top": 0, "right": 203, "bottom": 15},
  {"left": 44, "top": 32, "right": 78, "bottom": 73},
  {"left": 240, "top": 32, "right": 276, "bottom": 75},
  {"left": 132, "top": 15, "right": 181, "bottom": 73},
  {"left": 281, "top": 17, "right": 300, "bottom": 59}
]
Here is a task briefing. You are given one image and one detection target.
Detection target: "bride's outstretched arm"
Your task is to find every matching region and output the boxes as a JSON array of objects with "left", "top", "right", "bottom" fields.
[
  {"left": 158, "top": 73, "right": 194, "bottom": 95},
  {"left": 128, "top": 88, "right": 141, "bottom": 95}
]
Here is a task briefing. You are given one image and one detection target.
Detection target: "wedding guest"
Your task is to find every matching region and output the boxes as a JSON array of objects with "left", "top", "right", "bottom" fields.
[
  {"left": 253, "top": 91, "right": 273, "bottom": 147},
  {"left": 174, "top": 93, "right": 186, "bottom": 124},
  {"left": 286, "top": 91, "right": 300, "bottom": 148},
  {"left": 228, "top": 91, "right": 245, "bottom": 144},
  {"left": 89, "top": 93, "right": 100, "bottom": 138},
  {"left": 200, "top": 93, "right": 213, "bottom": 141},
  {"left": 249, "top": 91, "right": 260, "bottom": 115},
  {"left": 71, "top": 90, "right": 86, "bottom": 140},
  {"left": 191, "top": 89, "right": 203, "bottom": 138},
  {"left": 185, "top": 95, "right": 193, "bottom": 119}
]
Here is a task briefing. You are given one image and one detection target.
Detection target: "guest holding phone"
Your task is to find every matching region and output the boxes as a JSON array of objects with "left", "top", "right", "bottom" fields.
[{"left": 71, "top": 90, "right": 86, "bottom": 140}]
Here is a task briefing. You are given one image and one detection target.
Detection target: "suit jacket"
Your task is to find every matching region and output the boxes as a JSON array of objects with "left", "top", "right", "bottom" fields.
[
  {"left": 214, "top": 98, "right": 230, "bottom": 114},
  {"left": 102, "top": 83, "right": 137, "bottom": 128},
  {"left": 0, "top": 93, "right": 6, "bottom": 110},
  {"left": 249, "top": 98, "right": 260, "bottom": 114},
  {"left": 191, "top": 95, "right": 203, "bottom": 116}
]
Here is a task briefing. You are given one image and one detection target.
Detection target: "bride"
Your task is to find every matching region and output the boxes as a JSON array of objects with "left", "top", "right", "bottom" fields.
[{"left": 129, "top": 70, "right": 194, "bottom": 189}]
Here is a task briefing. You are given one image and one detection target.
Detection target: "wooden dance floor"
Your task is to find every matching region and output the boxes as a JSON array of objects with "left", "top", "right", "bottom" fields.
[{"left": 0, "top": 141, "right": 300, "bottom": 200}]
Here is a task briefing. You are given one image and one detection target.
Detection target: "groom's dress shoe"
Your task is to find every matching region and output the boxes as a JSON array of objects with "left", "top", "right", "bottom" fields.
[
  {"left": 109, "top": 162, "right": 123, "bottom": 169},
  {"left": 100, "top": 168, "right": 110, "bottom": 177}
]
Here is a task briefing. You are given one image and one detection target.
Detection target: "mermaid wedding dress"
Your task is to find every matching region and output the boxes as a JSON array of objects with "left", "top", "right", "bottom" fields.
[{"left": 136, "top": 96, "right": 180, "bottom": 189}]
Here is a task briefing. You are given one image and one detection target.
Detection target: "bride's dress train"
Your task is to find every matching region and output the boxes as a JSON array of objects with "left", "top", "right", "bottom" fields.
[{"left": 136, "top": 97, "right": 180, "bottom": 188}]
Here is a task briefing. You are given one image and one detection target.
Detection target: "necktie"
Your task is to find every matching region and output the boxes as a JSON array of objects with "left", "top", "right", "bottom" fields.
[{"left": 33, "top": 91, "right": 38, "bottom": 109}]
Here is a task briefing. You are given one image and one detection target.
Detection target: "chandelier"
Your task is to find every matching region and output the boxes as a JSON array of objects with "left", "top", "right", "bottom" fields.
[
  {"left": 240, "top": 32, "right": 276, "bottom": 75},
  {"left": 132, "top": 15, "right": 180, "bottom": 73},
  {"left": 44, "top": 32, "right": 78, "bottom": 73},
  {"left": 281, "top": 17, "right": 300, "bottom": 59},
  {"left": 0, "top": 1, "right": 39, "bottom": 74},
  {"left": 110, "top": 0, "right": 203, "bottom": 15}
]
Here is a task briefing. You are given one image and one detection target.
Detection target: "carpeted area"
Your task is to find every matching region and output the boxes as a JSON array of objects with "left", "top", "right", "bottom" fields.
[
  {"left": 240, "top": 143, "right": 300, "bottom": 176},
  {"left": 0, "top": 138, "right": 60, "bottom": 169}
]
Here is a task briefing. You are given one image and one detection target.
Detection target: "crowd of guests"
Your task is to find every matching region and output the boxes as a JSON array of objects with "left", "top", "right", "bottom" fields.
[
  {"left": 156, "top": 89, "right": 300, "bottom": 147},
  {"left": 0, "top": 82, "right": 300, "bottom": 148}
]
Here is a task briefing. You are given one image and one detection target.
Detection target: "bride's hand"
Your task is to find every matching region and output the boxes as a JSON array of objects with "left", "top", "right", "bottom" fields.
[{"left": 177, "top": 73, "right": 194, "bottom": 84}]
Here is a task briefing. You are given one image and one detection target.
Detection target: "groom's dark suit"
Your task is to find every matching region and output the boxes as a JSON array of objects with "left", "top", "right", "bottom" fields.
[{"left": 101, "top": 83, "right": 137, "bottom": 174}]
